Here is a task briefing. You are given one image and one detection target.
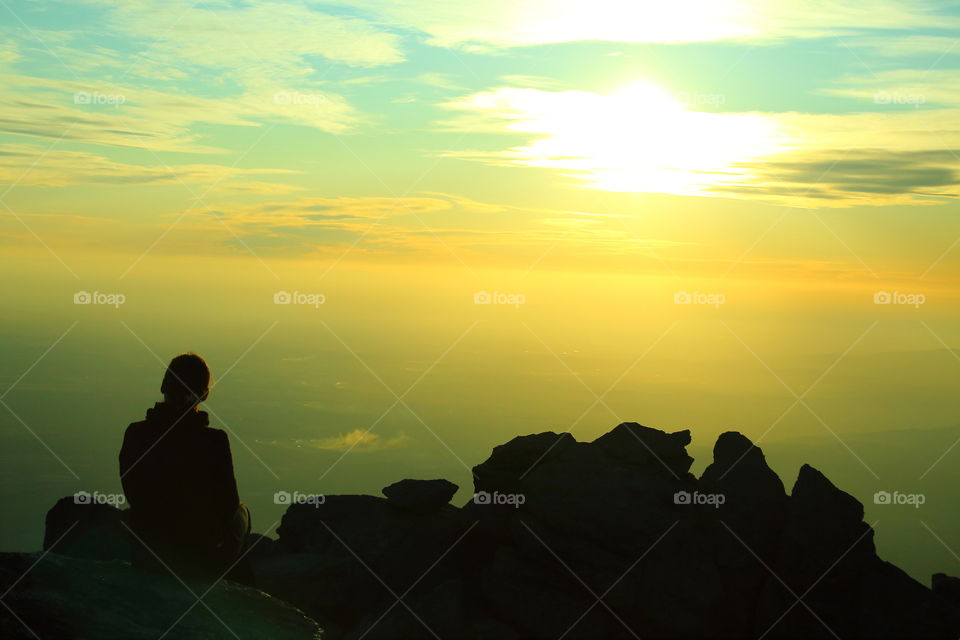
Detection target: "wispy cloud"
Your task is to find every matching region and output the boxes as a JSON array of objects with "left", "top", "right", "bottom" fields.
[
  {"left": 847, "top": 35, "right": 960, "bottom": 59},
  {"left": 326, "top": 0, "right": 958, "bottom": 49},
  {"left": 74, "top": 1, "right": 404, "bottom": 73},
  {"left": 259, "top": 429, "right": 412, "bottom": 452},
  {"left": 0, "top": 72, "right": 363, "bottom": 155},
  {"left": 0, "top": 1, "right": 407, "bottom": 158},
  {"left": 821, "top": 69, "right": 960, "bottom": 107},
  {"left": 0, "top": 144, "right": 298, "bottom": 188}
]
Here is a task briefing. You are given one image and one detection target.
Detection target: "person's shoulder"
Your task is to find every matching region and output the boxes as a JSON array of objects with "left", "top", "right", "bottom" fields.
[
  {"left": 200, "top": 427, "right": 231, "bottom": 456},
  {"left": 124, "top": 420, "right": 150, "bottom": 438},
  {"left": 201, "top": 426, "right": 229, "bottom": 443},
  {"left": 120, "top": 421, "right": 152, "bottom": 458}
]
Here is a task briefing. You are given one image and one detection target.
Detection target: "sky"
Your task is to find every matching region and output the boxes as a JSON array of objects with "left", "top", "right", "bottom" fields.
[{"left": 1, "top": 0, "right": 960, "bottom": 585}]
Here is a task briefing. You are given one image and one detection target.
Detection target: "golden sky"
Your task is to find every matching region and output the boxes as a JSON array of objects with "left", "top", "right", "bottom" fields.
[{"left": 2, "top": 0, "right": 960, "bottom": 584}]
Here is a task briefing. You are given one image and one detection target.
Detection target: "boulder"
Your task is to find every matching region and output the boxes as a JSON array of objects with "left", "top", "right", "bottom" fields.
[
  {"left": 43, "top": 496, "right": 130, "bottom": 562},
  {"left": 382, "top": 478, "right": 458, "bottom": 512},
  {"left": 264, "top": 495, "right": 467, "bottom": 638}
]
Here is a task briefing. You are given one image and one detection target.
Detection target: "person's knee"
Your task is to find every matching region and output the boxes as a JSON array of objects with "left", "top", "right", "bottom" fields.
[{"left": 237, "top": 503, "right": 251, "bottom": 533}]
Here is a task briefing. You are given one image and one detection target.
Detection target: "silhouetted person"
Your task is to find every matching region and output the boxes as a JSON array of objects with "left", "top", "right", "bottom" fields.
[{"left": 120, "top": 353, "right": 250, "bottom": 579}]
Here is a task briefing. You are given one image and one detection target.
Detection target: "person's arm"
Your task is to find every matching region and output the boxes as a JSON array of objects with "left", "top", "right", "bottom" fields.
[
  {"left": 210, "top": 429, "right": 241, "bottom": 527},
  {"left": 118, "top": 424, "right": 142, "bottom": 507}
]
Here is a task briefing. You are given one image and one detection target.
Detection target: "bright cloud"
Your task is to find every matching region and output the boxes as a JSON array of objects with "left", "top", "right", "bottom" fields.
[
  {"left": 442, "top": 82, "right": 788, "bottom": 198},
  {"left": 441, "top": 81, "right": 960, "bottom": 207}
]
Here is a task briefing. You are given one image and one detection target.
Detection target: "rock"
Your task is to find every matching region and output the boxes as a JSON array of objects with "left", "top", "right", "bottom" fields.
[
  {"left": 857, "top": 561, "right": 960, "bottom": 640},
  {"left": 43, "top": 496, "right": 130, "bottom": 562},
  {"left": 276, "top": 495, "right": 396, "bottom": 556},
  {"left": 0, "top": 551, "right": 322, "bottom": 640},
  {"left": 266, "top": 495, "right": 467, "bottom": 638},
  {"left": 699, "top": 432, "right": 789, "bottom": 635},
  {"left": 755, "top": 464, "right": 879, "bottom": 638},
  {"left": 382, "top": 478, "right": 458, "bottom": 512},
  {"left": 701, "top": 431, "right": 785, "bottom": 500},
  {"left": 592, "top": 422, "right": 694, "bottom": 476},
  {"left": 791, "top": 463, "right": 867, "bottom": 526},
  {"left": 43, "top": 497, "right": 275, "bottom": 585},
  {"left": 25, "top": 422, "right": 960, "bottom": 639},
  {"left": 245, "top": 533, "right": 281, "bottom": 563},
  {"left": 470, "top": 431, "right": 577, "bottom": 497},
  {"left": 933, "top": 573, "right": 960, "bottom": 603}
]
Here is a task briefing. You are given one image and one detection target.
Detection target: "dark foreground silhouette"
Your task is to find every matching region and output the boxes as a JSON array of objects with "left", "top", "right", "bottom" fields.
[
  {"left": 119, "top": 353, "right": 250, "bottom": 578},
  {"left": 6, "top": 423, "right": 960, "bottom": 639}
]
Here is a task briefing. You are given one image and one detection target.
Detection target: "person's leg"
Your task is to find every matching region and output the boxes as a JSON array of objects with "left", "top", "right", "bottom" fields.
[
  {"left": 238, "top": 503, "right": 251, "bottom": 540},
  {"left": 222, "top": 504, "right": 255, "bottom": 584},
  {"left": 222, "top": 503, "right": 251, "bottom": 554}
]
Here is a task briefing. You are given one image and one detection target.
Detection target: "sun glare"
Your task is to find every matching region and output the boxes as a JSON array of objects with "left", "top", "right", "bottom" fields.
[{"left": 489, "top": 79, "right": 785, "bottom": 197}]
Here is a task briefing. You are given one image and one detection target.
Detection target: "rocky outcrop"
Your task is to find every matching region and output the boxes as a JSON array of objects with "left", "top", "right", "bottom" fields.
[
  {"left": 0, "top": 551, "right": 322, "bottom": 640},
  {"left": 382, "top": 478, "right": 459, "bottom": 512},
  {"left": 261, "top": 492, "right": 465, "bottom": 639},
  {"left": 32, "top": 422, "right": 960, "bottom": 639}
]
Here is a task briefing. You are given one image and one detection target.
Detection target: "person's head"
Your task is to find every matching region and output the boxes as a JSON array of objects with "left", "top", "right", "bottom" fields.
[{"left": 160, "top": 353, "right": 211, "bottom": 408}]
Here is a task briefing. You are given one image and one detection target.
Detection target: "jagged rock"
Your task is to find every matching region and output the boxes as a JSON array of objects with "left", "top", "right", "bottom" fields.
[
  {"left": 592, "top": 422, "right": 694, "bottom": 476},
  {"left": 700, "top": 432, "right": 789, "bottom": 635},
  {"left": 755, "top": 464, "right": 933, "bottom": 639},
  {"left": 382, "top": 479, "right": 458, "bottom": 512},
  {"left": 0, "top": 552, "right": 322, "bottom": 640},
  {"left": 470, "top": 431, "right": 577, "bottom": 496},
  {"left": 701, "top": 431, "right": 785, "bottom": 500},
  {"left": 30, "top": 422, "right": 960, "bottom": 639}
]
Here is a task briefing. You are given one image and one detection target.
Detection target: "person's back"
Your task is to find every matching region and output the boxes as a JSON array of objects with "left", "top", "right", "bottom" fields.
[{"left": 119, "top": 353, "right": 250, "bottom": 579}]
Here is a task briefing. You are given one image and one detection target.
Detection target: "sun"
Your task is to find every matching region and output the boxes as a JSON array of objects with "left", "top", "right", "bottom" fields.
[{"left": 492, "top": 79, "right": 786, "bottom": 197}]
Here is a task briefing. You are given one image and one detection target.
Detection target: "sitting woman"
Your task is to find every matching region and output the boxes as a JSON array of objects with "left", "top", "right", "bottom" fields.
[{"left": 119, "top": 353, "right": 250, "bottom": 579}]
